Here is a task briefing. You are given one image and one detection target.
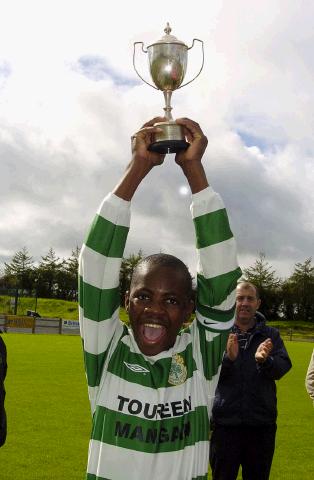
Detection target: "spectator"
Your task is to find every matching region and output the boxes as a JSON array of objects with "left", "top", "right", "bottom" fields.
[
  {"left": 305, "top": 349, "right": 314, "bottom": 405},
  {"left": 210, "top": 281, "right": 292, "bottom": 480},
  {"left": 0, "top": 334, "right": 7, "bottom": 447}
]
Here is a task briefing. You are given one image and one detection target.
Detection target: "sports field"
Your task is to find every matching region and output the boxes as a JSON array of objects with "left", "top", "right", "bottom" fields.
[{"left": 0, "top": 334, "right": 313, "bottom": 480}]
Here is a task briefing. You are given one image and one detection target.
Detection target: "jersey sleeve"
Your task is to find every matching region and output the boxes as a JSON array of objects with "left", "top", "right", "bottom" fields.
[
  {"left": 190, "top": 186, "right": 242, "bottom": 386},
  {"left": 79, "top": 192, "right": 130, "bottom": 412}
]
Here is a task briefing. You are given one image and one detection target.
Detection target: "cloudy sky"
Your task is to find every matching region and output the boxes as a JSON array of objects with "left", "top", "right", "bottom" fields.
[{"left": 0, "top": 0, "right": 313, "bottom": 280}]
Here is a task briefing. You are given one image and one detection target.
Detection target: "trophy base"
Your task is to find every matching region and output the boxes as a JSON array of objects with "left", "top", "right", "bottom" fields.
[
  {"left": 148, "top": 139, "right": 189, "bottom": 154},
  {"left": 148, "top": 121, "right": 189, "bottom": 154}
]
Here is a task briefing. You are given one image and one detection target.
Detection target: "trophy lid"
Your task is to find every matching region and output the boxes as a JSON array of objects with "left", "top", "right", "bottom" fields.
[{"left": 148, "top": 23, "right": 188, "bottom": 48}]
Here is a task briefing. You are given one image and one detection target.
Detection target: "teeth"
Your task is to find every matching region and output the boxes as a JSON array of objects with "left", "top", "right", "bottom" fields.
[{"left": 144, "top": 323, "right": 162, "bottom": 329}]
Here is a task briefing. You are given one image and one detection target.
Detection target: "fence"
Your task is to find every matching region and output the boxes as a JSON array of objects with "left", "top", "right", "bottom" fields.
[
  {"left": 0, "top": 315, "right": 80, "bottom": 335},
  {"left": 279, "top": 329, "right": 314, "bottom": 343},
  {"left": 0, "top": 315, "right": 313, "bottom": 341}
]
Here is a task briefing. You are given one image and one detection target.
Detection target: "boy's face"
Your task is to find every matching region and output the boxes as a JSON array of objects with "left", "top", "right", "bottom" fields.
[{"left": 125, "top": 264, "right": 194, "bottom": 356}]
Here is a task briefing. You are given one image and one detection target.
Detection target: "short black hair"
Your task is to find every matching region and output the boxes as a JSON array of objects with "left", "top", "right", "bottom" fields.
[{"left": 130, "top": 253, "right": 193, "bottom": 299}]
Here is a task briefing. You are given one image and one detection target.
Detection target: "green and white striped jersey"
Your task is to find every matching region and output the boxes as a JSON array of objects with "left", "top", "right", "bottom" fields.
[{"left": 79, "top": 186, "right": 241, "bottom": 480}]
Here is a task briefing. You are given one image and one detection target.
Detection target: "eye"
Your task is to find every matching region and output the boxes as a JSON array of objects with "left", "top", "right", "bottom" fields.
[
  {"left": 165, "top": 297, "right": 179, "bottom": 305},
  {"left": 136, "top": 293, "right": 150, "bottom": 301}
]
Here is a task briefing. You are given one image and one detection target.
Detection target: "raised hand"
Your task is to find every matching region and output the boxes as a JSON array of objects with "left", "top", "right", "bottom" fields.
[
  {"left": 226, "top": 333, "right": 239, "bottom": 361},
  {"left": 255, "top": 338, "right": 273, "bottom": 364},
  {"left": 131, "top": 117, "right": 166, "bottom": 168},
  {"left": 174, "top": 118, "right": 209, "bottom": 194},
  {"left": 113, "top": 117, "right": 166, "bottom": 201},
  {"left": 174, "top": 118, "right": 208, "bottom": 168}
]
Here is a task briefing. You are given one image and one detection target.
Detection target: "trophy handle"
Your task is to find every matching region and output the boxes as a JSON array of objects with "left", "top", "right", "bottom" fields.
[
  {"left": 133, "top": 41, "right": 158, "bottom": 90},
  {"left": 178, "top": 39, "right": 204, "bottom": 89}
]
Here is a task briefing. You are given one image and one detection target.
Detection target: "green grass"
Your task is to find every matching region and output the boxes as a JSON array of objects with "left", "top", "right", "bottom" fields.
[
  {"left": 268, "top": 320, "right": 314, "bottom": 341},
  {"left": 0, "top": 334, "right": 313, "bottom": 479},
  {"left": 271, "top": 342, "right": 314, "bottom": 479},
  {"left": 0, "top": 295, "right": 79, "bottom": 320},
  {"left": 1, "top": 334, "right": 90, "bottom": 479},
  {"left": 0, "top": 295, "right": 132, "bottom": 323}
]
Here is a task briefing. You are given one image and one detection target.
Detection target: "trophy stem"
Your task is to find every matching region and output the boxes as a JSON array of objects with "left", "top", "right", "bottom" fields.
[
  {"left": 163, "top": 90, "right": 173, "bottom": 121},
  {"left": 149, "top": 88, "right": 188, "bottom": 153},
  {"left": 150, "top": 88, "right": 189, "bottom": 154}
]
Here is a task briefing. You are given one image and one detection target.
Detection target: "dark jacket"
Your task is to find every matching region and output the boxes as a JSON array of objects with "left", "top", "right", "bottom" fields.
[
  {"left": 211, "top": 314, "right": 292, "bottom": 427},
  {"left": 0, "top": 335, "right": 7, "bottom": 447}
]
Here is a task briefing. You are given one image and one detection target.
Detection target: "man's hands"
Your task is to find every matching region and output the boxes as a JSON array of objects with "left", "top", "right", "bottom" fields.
[
  {"left": 226, "top": 335, "right": 273, "bottom": 364},
  {"left": 226, "top": 333, "right": 239, "bottom": 361},
  {"left": 255, "top": 338, "right": 273, "bottom": 364}
]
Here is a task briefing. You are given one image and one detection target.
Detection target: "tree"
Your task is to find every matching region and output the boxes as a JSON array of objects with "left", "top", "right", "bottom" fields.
[
  {"left": 280, "top": 279, "right": 295, "bottom": 321},
  {"left": 288, "top": 258, "right": 314, "bottom": 322},
  {"left": 57, "top": 246, "right": 80, "bottom": 300},
  {"left": 37, "top": 248, "right": 62, "bottom": 298},
  {"left": 4, "top": 247, "right": 34, "bottom": 291},
  {"left": 65, "top": 246, "right": 80, "bottom": 277},
  {"left": 242, "top": 253, "right": 282, "bottom": 319},
  {"left": 119, "top": 251, "right": 144, "bottom": 305}
]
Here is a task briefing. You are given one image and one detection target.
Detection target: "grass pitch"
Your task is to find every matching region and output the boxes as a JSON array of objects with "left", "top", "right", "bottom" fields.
[
  {"left": 270, "top": 342, "right": 314, "bottom": 480},
  {"left": 0, "top": 334, "right": 313, "bottom": 480},
  {"left": 1, "top": 334, "right": 90, "bottom": 480}
]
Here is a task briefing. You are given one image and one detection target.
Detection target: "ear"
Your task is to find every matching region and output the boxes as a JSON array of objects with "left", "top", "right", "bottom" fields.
[
  {"left": 125, "top": 291, "right": 130, "bottom": 312},
  {"left": 185, "top": 299, "right": 195, "bottom": 320},
  {"left": 257, "top": 298, "right": 261, "bottom": 309}
]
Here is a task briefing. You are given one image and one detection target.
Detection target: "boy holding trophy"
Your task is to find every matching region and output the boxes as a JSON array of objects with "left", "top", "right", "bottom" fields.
[{"left": 79, "top": 116, "right": 241, "bottom": 479}]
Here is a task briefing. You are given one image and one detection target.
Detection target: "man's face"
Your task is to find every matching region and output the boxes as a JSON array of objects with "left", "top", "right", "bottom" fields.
[
  {"left": 235, "top": 284, "right": 261, "bottom": 330},
  {"left": 125, "top": 264, "right": 194, "bottom": 356}
]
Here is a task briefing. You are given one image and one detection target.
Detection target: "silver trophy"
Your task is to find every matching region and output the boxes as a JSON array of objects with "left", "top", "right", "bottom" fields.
[{"left": 133, "top": 23, "right": 204, "bottom": 154}]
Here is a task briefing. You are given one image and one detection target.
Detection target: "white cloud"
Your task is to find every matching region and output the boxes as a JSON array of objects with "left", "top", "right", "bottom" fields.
[{"left": 0, "top": 0, "right": 313, "bottom": 279}]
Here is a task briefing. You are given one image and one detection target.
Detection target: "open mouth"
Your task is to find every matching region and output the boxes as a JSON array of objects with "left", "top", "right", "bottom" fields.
[{"left": 141, "top": 323, "right": 167, "bottom": 343}]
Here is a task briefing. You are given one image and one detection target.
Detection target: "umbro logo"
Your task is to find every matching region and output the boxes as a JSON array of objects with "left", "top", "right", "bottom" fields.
[{"left": 123, "top": 362, "right": 149, "bottom": 374}]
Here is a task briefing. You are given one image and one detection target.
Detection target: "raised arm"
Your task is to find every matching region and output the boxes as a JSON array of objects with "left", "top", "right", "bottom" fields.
[
  {"left": 175, "top": 118, "right": 242, "bottom": 382},
  {"left": 79, "top": 118, "right": 165, "bottom": 412},
  {"left": 175, "top": 118, "right": 241, "bottom": 319},
  {"left": 113, "top": 117, "right": 166, "bottom": 200}
]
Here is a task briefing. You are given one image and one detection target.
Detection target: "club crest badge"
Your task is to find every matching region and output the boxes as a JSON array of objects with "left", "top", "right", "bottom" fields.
[{"left": 168, "top": 354, "right": 187, "bottom": 386}]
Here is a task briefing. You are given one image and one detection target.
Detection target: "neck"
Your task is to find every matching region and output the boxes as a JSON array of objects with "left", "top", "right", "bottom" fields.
[{"left": 235, "top": 318, "right": 256, "bottom": 332}]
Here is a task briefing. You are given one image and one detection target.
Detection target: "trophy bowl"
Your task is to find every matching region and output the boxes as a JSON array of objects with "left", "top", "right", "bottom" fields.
[
  {"left": 133, "top": 24, "right": 204, "bottom": 154},
  {"left": 148, "top": 43, "right": 187, "bottom": 91}
]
